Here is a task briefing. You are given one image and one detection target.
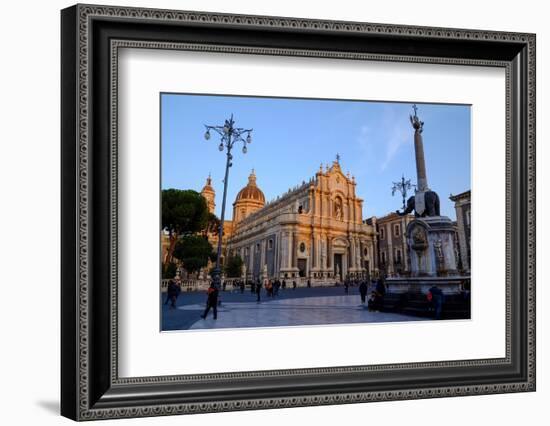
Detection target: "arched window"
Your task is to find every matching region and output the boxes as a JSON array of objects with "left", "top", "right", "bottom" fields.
[{"left": 380, "top": 227, "right": 385, "bottom": 240}]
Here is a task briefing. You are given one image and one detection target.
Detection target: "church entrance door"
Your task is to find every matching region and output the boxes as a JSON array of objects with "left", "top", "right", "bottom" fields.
[
  {"left": 297, "top": 259, "right": 307, "bottom": 277},
  {"left": 334, "top": 254, "right": 343, "bottom": 280}
]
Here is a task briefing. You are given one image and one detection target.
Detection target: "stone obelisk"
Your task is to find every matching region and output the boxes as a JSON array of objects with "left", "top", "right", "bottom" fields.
[{"left": 410, "top": 104, "right": 429, "bottom": 192}]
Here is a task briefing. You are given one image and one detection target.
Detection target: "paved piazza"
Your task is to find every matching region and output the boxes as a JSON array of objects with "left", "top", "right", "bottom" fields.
[{"left": 161, "top": 286, "right": 427, "bottom": 331}]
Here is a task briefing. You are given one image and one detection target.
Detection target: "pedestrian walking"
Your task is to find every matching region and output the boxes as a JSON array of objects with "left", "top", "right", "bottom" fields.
[
  {"left": 201, "top": 284, "right": 219, "bottom": 320},
  {"left": 164, "top": 278, "right": 181, "bottom": 308},
  {"left": 307, "top": 279, "right": 311, "bottom": 288},
  {"left": 274, "top": 280, "right": 280, "bottom": 296},
  {"left": 428, "top": 285, "right": 444, "bottom": 320},
  {"left": 256, "top": 279, "right": 262, "bottom": 302},
  {"left": 292, "top": 280, "right": 297, "bottom": 289},
  {"left": 359, "top": 280, "right": 368, "bottom": 304},
  {"left": 344, "top": 280, "right": 349, "bottom": 294},
  {"left": 240, "top": 280, "right": 245, "bottom": 294},
  {"left": 282, "top": 279, "right": 286, "bottom": 290}
]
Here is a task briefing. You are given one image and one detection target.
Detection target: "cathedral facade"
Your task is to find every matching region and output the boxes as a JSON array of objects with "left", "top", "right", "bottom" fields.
[{"left": 202, "top": 159, "right": 378, "bottom": 281}]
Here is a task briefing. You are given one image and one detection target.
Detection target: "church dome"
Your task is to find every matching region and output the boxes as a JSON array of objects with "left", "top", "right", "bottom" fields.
[{"left": 235, "top": 170, "right": 265, "bottom": 203}]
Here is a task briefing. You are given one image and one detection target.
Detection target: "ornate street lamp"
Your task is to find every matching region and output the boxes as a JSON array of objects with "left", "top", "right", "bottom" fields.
[
  {"left": 392, "top": 174, "right": 416, "bottom": 211},
  {"left": 204, "top": 114, "right": 253, "bottom": 289}
]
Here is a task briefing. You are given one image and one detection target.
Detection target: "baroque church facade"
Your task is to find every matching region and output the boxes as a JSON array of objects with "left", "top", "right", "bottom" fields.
[{"left": 201, "top": 158, "right": 378, "bottom": 281}]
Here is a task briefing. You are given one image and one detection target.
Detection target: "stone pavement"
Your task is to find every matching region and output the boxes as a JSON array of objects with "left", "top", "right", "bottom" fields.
[{"left": 161, "top": 286, "right": 428, "bottom": 331}]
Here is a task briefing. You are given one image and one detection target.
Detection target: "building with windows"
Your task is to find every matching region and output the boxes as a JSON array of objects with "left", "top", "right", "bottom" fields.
[
  {"left": 449, "top": 190, "right": 471, "bottom": 273},
  {"left": 202, "top": 159, "right": 377, "bottom": 281},
  {"left": 367, "top": 212, "right": 415, "bottom": 277}
]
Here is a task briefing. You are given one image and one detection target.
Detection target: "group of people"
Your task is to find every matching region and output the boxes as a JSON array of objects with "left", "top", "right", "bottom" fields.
[
  {"left": 166, "top": 272, "right": 455, "bottom": 322},
  {"left": 223, "top": 280, "right": 246, "bottom": 293}
]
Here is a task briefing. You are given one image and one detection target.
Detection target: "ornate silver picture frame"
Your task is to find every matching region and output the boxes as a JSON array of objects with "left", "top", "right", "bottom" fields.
[{"left": 61, "top": 4, "right": 535, "bottom": 421}]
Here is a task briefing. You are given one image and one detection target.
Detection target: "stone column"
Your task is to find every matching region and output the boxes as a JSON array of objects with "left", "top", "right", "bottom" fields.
[
  {"left": 370, "top": 240, "right": 378, "bottom": 274},
  {"left": 280, "top": 233, "right": 287, "bottom": 270},
  {"left": 455, "top": 206, "right": 470, "bottom": 271},
  {"left": 356, "top": 239, "right": 362, "bottom": 271},
  {"left": 386, "top": 224, "right": 394, "bottom": 275},
  {"left": 311, "top": 232, "right": 315, "bottom": 269},
  {"left": 327, "top": 236, "right": 332, "bottom": 270},
  {"left": 320, "top": 236, "right": 326, "bottom": 271},
  {"left": 411, "top": 106, "right": 429, "bottom": 191},
  {"left": 414, "top": 131, "right": 428, "bottom": 191},
  {"left": 402, "top": 217, "right": 409, "bottom": 273},
  {"left": 260, "top": 239, "right": 266, "bottom": 273},
  {"left": 288, "top": 232, "right": 294, "bottom": 268},
  {"left": 349, "top": 237, "right": 356, "bottom": 270},
  {"left": 249, "top": 243, "right": 254, "bottom": 278},
  {"left": 274, "top": 234, "right": 279, "bottom": 276}
]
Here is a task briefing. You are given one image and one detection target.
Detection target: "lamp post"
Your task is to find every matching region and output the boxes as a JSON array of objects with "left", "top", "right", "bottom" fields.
[
  {"left": 204, "top": 114, "right": 253, "bottom": 289},
  {"left": 392, "top": 174, "right": 415, "bottom": 211}
]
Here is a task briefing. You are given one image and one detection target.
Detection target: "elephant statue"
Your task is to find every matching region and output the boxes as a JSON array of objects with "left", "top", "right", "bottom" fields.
[{"left": 397, "top": 190, "right": 440, "bottom": 217}]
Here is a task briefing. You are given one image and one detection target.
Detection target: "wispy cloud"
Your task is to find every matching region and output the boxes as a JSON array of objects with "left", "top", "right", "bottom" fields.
[
  {"left": 356, "top": 105, "right": 411, "bottom": 173},
  {"left": 380, "top": 106, "right": 410, "bottom": 171},
  {"left": 380, "top": 125, "right": 409, "bottom": 171}
]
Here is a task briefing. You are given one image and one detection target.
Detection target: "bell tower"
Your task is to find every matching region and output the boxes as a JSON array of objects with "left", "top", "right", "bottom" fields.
[{"left": 200, "top": 174, "right": 216, "bottom": 214}]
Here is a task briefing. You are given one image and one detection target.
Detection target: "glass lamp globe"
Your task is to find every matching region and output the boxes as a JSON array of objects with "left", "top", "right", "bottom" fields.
[
  {"left": 246, "top": 133, "right": 252, "bottom": 144},
  {"left": 242, "top": 145, "right": 247, "bottom": 154},
  {"left": 204, "top": 130, "right": 211, "bottom": 140},
  {"left": 218, "top": 143, "right": 224, "bottom": 151}
]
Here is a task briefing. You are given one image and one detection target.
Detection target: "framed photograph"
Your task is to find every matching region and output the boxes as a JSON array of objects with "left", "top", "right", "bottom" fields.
[{"left": 61, "top": 4, "right": 536, "bottom": 421}]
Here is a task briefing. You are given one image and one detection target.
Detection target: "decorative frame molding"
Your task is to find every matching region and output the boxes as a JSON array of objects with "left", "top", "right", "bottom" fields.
[{"left": 61, "top": 3, "right": 535, "bottom": 421}]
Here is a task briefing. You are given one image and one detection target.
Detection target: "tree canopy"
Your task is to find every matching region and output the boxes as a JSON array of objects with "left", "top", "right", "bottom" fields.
[
  {"left": 224, "top": 255, "right": 244, "bottom": 278},
  {"left": 172, "top": 235, "right": 215, "bottom": 274},
  {"left": 205, "top": 212, "right": 221, "bottom": 236},
  {"left": 162, "top": 189, "right": 209, "bottom": 236}
]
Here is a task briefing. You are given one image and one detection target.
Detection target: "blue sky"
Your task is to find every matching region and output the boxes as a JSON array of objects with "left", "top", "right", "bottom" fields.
[{"left": 161, "top": 93, "right": 470, "bottom": 220}]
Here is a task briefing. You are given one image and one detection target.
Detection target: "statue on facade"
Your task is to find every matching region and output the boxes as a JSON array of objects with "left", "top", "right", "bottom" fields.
[{"left": 335, "top": 204, "right": 342, "bottom": 220}]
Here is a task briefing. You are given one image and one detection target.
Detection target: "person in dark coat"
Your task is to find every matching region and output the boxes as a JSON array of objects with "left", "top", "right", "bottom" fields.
[
  {"left": 201, "top": 284, "right": 219, "bottom": 320},
  {"left": 376, "top": 276, "right": 386, "bottom": 296},
  {"left": 428, "top": 285, "right": 444, "bottom": 320},
  {"left": 370, "top": 276, "right": 386, "bottom": 311},
  {"left": 164, "top": 278, "right": 181, "bottom": 308},
  {"left": 256, "top": 279, "right": 262, "bottom": 302},
  {"left": 359, "top": 280, "right": 368, "bottom": 304},
  {"left": 240, "top": 280, "right": 245, "bottom": 293}
]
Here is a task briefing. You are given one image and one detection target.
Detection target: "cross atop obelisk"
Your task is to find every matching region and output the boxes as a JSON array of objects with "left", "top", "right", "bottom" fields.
[{"left": 409, "top": 104, "right": 429, "bottom": 192}]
